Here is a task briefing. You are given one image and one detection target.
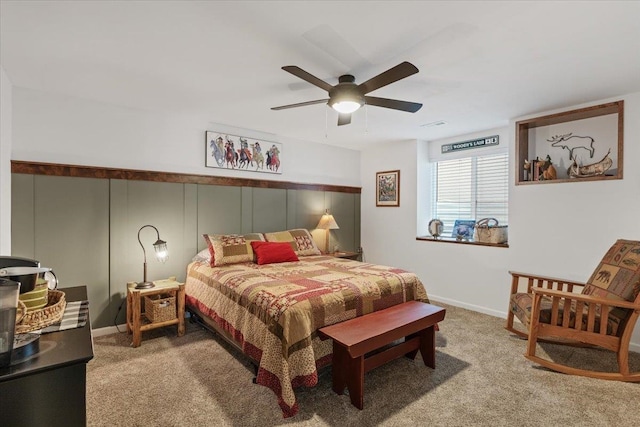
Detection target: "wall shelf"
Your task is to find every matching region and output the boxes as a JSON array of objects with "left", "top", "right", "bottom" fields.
[{"left": 515, "top": 101, "right": 624, "bottom": 185}]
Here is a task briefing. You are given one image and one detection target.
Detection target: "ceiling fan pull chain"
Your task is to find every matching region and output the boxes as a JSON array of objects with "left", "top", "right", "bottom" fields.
[
  {"left": 365, "top": 104, "right": 368, "bottom": 133},
  {"left": 325, "top": 106, "right": 328, "bottom": 138}
]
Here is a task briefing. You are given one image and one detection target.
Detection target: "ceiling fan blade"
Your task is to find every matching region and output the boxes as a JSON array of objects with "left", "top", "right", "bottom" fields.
[
  {"left": 358, "top": 61, "right": 419, "bottom": 95},
  {"left": 365, "top": 96, "right": 422, "bottom": 113},
  {"left": 282, "top": 66, "right": 333, "bottom": 92},
  {"left": 337, "top": 113, "right": 352, "bottom": 126},
  {"left": 302, "top": 24, "right": 371, "bottom": 72},
  {"left": 271, "top": 99, "right": 328, "bottom": 110}
]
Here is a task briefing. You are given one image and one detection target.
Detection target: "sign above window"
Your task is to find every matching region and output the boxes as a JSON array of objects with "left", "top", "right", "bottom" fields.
[{"left": 441, "top": 135, "right": 499, "bottom": 154}]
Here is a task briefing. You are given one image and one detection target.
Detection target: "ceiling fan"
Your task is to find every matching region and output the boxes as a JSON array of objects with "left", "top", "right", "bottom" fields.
[{"left": 271, "top": 61, "right": 423, "bottom": 126}]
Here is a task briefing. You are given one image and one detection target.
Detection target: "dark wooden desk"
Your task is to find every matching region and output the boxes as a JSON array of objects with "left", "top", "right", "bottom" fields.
[{"left": 0, "top": 286, "right": 93, "bottom": 427}]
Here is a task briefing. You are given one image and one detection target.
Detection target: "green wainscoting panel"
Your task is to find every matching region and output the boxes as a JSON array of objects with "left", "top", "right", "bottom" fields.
[
  {"left": 286, "top": 189, "right": 325, "bottom": 230},
  {"left": 355, "top": 193, "right": 361, "bottom": 253},
  {"left": 251, "top": 187, "right": 287, "bottom": 233},
  {"left": 34, "top": 175, "right": 109, "bottom": 327},
  {"left": 240, "top": 187, "right": 253, "bottom": 234},
  {"left": 329, "top": 191, "right": 358, "bottom": 252},
  {"left": 11, "top": 174, "right": 35, "bottom": 258},
  {"left": 184, "top": 184, "right": 198, "bottom": 259},
  {"left": 196, "top": 184, "right": 243, "bottom": 250}
]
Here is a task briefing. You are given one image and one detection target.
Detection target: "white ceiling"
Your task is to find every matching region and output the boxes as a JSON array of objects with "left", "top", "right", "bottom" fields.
[{"left": 1, "top": 1, "right": 639, "bottom": 150}]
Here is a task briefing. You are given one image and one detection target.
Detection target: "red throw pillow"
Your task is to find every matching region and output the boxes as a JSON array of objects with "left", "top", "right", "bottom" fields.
[{"left": 250, "top": 241, "right": 299, "bottom": 265}]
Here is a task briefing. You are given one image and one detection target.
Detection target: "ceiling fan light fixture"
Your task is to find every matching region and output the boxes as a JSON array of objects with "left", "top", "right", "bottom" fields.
[{"left": 331, "top": 100, "right": 363, "bottom": 114}]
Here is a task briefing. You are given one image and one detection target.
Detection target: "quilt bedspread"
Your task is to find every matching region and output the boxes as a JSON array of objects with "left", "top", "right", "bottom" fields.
[{"left": 184, "top": 255, "right": 429, "bottom": 417}]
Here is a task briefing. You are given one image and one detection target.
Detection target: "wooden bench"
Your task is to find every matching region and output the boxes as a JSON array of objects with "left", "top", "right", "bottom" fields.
[{"left": 318, "top": 301, "right": 446, "bottom": 409}]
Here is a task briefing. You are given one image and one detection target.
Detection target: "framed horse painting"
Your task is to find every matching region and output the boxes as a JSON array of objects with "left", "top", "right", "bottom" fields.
[{"left": 205, "top": 131, "right": 283, "bottom": 174}]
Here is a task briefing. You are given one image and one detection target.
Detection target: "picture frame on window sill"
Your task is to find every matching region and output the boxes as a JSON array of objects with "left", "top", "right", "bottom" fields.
[{"left": 376, "top": 170, "right": 400, "bottom": 207}]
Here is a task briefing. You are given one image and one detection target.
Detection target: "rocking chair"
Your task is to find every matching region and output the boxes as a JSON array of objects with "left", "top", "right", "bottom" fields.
[{"left": 506, "top": 239, "right": 640, "bottom": 381}]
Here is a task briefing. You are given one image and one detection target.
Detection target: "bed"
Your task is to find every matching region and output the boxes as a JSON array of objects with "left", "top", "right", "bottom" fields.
[{"left": 184, "top": 229, "right": 430, "bottom": 417}]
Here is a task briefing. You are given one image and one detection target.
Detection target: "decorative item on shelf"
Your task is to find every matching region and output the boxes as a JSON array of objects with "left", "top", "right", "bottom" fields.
[
  {"left": 452, "top": 220, "right": 475, "bottom": 241},
  {"left": 136, "top": 225, "right": 169, "bottom": 290},
  {"left": 568, "top": 148, "right": 613, "bottom": 178},
  {"left": 474, "top": 218, "right": 508, "bottom": 244},
  {"left": 316, "top": 210, "right": 340, "bottom": 253},
  {"left": 523, "top": 160, "right": 532, "bottom": 181},
  {"left": 428, "top": 219, "right": 444, "bottom": 240},
  {"left": 536, "top": 155, "right": 557, "bottom": 180}
]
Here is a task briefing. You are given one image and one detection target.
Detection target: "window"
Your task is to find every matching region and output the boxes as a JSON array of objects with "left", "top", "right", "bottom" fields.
[{"left": 431, "top": 152, "right": 508, "bottom": 238}]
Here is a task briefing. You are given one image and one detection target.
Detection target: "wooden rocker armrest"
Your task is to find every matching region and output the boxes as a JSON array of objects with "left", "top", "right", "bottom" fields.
[
  {"left": 509, "top": 271, "right": 586, "bottom": 295},
  {"left": 531, "top": 287, "right": 640, "bottom": 310}
]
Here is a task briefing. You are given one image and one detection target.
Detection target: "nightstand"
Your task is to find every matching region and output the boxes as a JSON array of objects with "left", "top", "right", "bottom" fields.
[
  {"left": 330, "top": 251, "right": 361, "bottom": 261},
  {"left": 126, "top": 276, "right": 185, "bottom": 347}
]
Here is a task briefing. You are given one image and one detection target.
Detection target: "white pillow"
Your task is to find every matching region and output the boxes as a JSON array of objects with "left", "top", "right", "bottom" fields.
[{"left": 192, "top": 248, "right": 211, "bottom": 263}]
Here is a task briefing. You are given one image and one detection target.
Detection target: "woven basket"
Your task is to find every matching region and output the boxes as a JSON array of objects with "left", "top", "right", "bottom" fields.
[
  {"left": 15, "top": 289, "right": 66, "bottom": 333},
  {"left": 474, "top": 218, "right": 508, "bottom": 244},
  {"left": 144, "top": 294, "right": 176, "bottom": 323}
]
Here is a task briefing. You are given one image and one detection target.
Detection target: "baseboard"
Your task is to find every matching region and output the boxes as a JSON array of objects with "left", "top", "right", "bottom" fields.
[
  {"left": 429, "top": 294, "right": 640, "bottom": 354},
  {"left": 428, "top": 294, "right": 506, "bottom": 319},
  {"left": 92, "top": 324, "right": 126, "bottom": 337}
]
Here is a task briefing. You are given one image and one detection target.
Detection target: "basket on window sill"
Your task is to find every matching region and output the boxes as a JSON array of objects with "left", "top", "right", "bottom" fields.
[
  {"left": 144, "top": 294, "right": 176, "bottom": 323},
  {"left": 474, "top": 218, "right": 508, "bottom": 244}
]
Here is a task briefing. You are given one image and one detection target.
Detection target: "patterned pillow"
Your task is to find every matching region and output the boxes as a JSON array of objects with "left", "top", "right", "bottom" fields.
[
  {"left": 263, "top": 228, "right": 321, "bottom": 256},
  {"left": 583, "top": 239, "right": 640, "bottom": 302},
  {"left": 582, "top": 239, "right": 640, "bottom": 331},
  {"left": 203, "top": 233, "right": 265, "bottom": 267}
]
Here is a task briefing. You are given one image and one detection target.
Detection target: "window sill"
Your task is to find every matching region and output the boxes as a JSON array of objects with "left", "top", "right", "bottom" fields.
[{"left": 416, "top": 236, "right": 509, "bottom": 248}]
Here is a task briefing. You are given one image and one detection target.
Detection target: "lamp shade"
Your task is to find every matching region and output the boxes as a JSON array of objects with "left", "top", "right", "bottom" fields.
[
  {"left": 317, "top": 211, "right": 339, "bottom": 254},
  {"left": 316, "top": 212, "right": 340, "bottom": 230},
  {"left": 152, "top": 239, "right": 168, "bottom": 262}
]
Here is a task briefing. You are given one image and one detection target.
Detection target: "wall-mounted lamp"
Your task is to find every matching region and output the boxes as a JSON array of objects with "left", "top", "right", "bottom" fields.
[
  {"left": 136, "top": 225, "right": 168, "bottom": 289},
  {"left": 316, "top": 210, "right": 340, "bottom": 254}
]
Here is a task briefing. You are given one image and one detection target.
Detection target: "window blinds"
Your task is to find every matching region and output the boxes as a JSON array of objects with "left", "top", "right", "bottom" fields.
[{"left": 431, "top": 152, "right": 508, "bottom": 236}]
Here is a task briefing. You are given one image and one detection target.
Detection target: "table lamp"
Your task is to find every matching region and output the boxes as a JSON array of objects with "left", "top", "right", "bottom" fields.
[
  {"left": 136, "top": 225, "right": 168, "bottom": 289},
  {"left": 316, "top": 210, "right": 340, "bottom": 254}
]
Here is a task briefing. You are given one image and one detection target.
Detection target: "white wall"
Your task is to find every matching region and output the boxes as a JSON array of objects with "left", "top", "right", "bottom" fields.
[
  {"left": 361, "top": 92, "right": 640, "bottom": 350},
  {"left": 11, "top": 87, "right": 361, "bottom": 187},
  {"left": 0, "top": 67, "right": 12, "bottom": 254}
]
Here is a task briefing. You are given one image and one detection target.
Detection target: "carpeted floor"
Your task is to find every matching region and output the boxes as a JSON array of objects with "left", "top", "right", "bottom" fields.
[{"left": 87, "top": 303, "right": 640, "bottom": 426}]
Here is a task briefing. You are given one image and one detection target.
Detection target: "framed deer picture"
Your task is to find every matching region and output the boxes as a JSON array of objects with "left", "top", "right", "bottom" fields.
[{"left": 205, "top": 131, "right": 283, "bottom": 174}]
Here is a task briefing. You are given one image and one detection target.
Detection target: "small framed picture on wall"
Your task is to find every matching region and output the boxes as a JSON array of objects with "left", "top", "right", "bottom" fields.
[{"left": 376, "top": 170, "right": 400, "bottom": 207}]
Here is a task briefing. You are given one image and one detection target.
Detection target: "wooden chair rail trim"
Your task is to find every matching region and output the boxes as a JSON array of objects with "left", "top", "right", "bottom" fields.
[{"left": 11, "top": 160, "right": 362, "bottom": 194}]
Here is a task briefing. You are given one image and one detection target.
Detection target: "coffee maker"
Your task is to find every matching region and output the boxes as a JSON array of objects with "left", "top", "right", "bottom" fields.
[
  {"left": 0, "top": 257, "right": 49, "bottom": 366},
  {"left": 0, "top": 256, "right": 40, "bottom": 270}
]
